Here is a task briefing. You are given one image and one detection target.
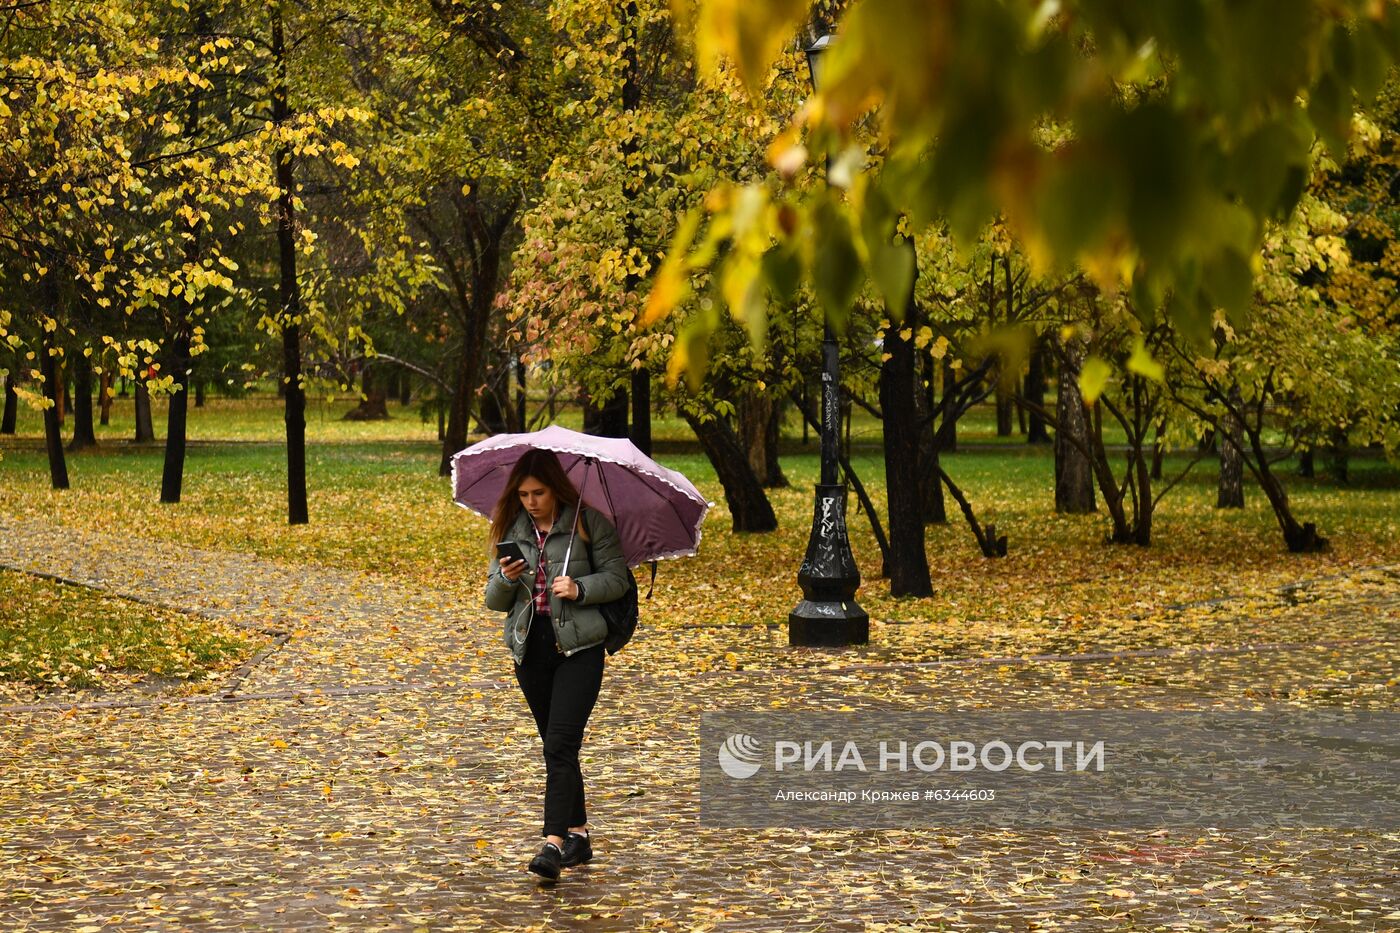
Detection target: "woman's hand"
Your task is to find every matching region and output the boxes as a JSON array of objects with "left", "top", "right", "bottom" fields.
[
  {"left": 500, "top": 557, "right": 529, "bottom": 581},
  {"left": 551, "top": 575, "right": 580, "bottom": 600}
]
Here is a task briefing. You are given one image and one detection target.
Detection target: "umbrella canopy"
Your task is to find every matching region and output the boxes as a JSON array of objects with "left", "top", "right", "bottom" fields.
[{"left": 450, "top": 425, "right": 711, "bottom": 566}]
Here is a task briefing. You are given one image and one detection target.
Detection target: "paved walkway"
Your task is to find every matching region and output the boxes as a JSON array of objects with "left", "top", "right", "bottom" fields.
[{"left": 1, "top": 516, "right": 1397, "bottom": 930}]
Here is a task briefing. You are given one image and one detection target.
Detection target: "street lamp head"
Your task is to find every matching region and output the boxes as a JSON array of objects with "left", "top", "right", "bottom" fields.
[{"left": 805, "top": 33, "right": 831, "bottom": 92}]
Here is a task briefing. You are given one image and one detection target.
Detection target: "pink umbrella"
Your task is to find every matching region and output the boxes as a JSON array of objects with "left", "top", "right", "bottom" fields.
[{"left": 450, "top": 425, "right": 711, "bottom": 567}]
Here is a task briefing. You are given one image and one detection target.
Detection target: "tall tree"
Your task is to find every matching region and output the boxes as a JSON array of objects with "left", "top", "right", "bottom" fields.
[
  {"left": 879, "top": 236, "right": 932, "bottom": 595},
  {"left": 1053, "top": 333, "right": 1096, "bottom": 514},
  {"left": 616, "top": 0, "right": 641, "bottom": 447},
  {"left": 39, "top": 281, "right": 69, "bottom": 490},
  {"left": 1, "top": 370, "right": 16, "bottom": 435},
  {"left": 158, "top": 6, "right": 208, "bottom": 506},
  {"left": 1023, "top": 337, "right": 1050, "bottom": 444},
  {"left": 682, "top": 406, "right": 777, "bottom": 533},
  {"left": 507, "top": 0, "right": 805, "bottom": 523},
  {"left": 67, "top": 350, "right": 97, "bottom": 451},
  {"left": 1217, "top": 385, "right": 1246, "bottom": 509},
  {"left": 1, "top": 0, "right": 258, "bottom": 488},
  {"left": 270, "top": 0, "right": 308, "bottom": 525},
  {"left": 737, "top": 390, "right": 788, "bottom": 488}
]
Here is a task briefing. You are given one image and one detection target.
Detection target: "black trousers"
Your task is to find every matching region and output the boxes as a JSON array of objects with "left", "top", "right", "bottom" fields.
[{"left": 513, "top": 611, "right": 605, "bottom": 838}]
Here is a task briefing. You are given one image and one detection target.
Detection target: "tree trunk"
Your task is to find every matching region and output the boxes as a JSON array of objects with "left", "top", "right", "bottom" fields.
[
  {"left": 476, "top": 370, "right": 509, "bottom": 434},
  {"left": 880, "top": 260, "right": 933, "bottom": 595},
  {"left": 1088, "top": 405, "right": 1132, "bottom": 542},
  {"left": 937, "top": 465, "right": 1006, "bottom": 557},
  {"left": 1024, "top": 339, "right": 1050, "bottom": 443},
  {"left": 68, "top": 354, "right": 98, "bottom": 451},
  {"left": 630, "top": 368, "right": 652, "bottom": 456},
  {"left": 1217, "top": 386, "right": 1245, "bottom": 509},
  {"left": 514, "top": 354, "right": 526, "bottom": 432},
  {"left": 69, "top": 354, "right": 98, "bottom": 448},
  {"left": 941, "top": 356, "right": 958, "bottom": 452},
  {"left": 272, "top": 1, "right": 307, "bottom": 525},
  {"left": 1089, "top": 375, "right": 1158, "bottom": 547},
  {"left": 441, "top": 343, "right": 475, "bottom": 473},
  {"left": 439, "top": 223, "right": 507, "bottom": 467},
  {"left": 1150, "top": 421, "right": 1165, "bottom": 481},
  {"left": 344, "top": 364, "right": 390, "bottom": 420},
  {"left": 41, "top": 323, "right": 70, "bottom": 489},
  {"left": 134, "top": 378, "right": 155, "bottom": 442},
  {"left": 916, "top": 349, "right": 946, "bottom": 525},
  {"left": 683, "top": 409, "right": 777, "bottom": 532},
  {"left": 1131, "top": 414, "right": 1153, "bottom": 546},
  {"left": 98, "top": 369, "right": 113, "bottom": 426},
  {"left": 37, "top": 277, "right": 70, "bottom": 487},
  {"left": 194, "top": 379, "right": 206, "bottom": 408},
  {"left": 584, "top": 389, "right": 629, "bottom": 437},
  {"left": 400, "top": 370, "right": 412, "bottom": 405},
  {"left": 1327, "top": 428, "right": 1348, "bottom": 485},
  {"left": 1298, "top": 448, "right": 1314, "bottom": 477},
  {"left": 994, "top": 376, "right": 1014, "bottom": 436},
  {"left": 922, "top": 444, "right": 947, "bottom": 524},
  {"left": 1, "top": 370, "right": 16, "bottom": 434},
  {"left": 1054, "top": 335, "right": 1096, "bottom": 513},
  {"left": 55, "top": 363, "right": 66, "bottom": 425},
  {"left": 163, "top": 69, "right": 201, "bottom": 506},
  {"left": 800, "top": 380, "right": 810, "bottom": 444},
  {"left": 620, "top": 0, "right": 651, "bottom": 459},
  {"left": 1240, "top": 426, "right": 1327, "bottom": 552},
  {"left": 161, "top": 334, "right": 191, "bottom": 503},
  {"left": 737, "top": 390, "right": 766, "bottom": 475},
  {"left": 762, "top": 397, "right": 787, "bottom": 487},
  {"left": 738, "top": 390, "right": 788, "bottom": 488}
]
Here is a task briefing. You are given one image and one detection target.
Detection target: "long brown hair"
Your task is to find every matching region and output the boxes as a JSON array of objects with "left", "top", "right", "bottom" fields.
[{"left": 487, "top": 448, "right": 589, "bottom": 548}]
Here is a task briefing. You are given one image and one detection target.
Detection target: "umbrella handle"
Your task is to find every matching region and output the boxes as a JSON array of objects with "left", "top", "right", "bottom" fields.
[{"left": 561, "top": 458, "right": 593, "bottom": 574}]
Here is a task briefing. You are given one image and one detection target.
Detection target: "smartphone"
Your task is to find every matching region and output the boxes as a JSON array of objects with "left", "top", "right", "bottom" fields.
[{"left": 495, "top": 541, "right": 528, "bottom": 566}]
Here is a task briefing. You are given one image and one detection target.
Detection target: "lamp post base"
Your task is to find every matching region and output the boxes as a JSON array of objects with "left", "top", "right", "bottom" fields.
[
  {"left": 788, "top": 603, "right": 869, "bottom": 647},
  {"left": 788, "top": 482, "right": 867, "bottom": 647}
]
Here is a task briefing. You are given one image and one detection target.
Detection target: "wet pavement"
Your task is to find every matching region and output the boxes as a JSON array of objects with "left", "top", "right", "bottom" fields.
[{"left": 1, "top": 517, "right": 1396, "bottom": 930}]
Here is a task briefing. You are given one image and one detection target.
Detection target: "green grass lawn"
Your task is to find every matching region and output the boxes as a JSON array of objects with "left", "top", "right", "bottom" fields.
[
  {"left": 1, "top": 385, "right": 1105, "bottom": 447},
  {"left": 4, "top": 394, "right": 1398, "bottom": 673},
  {"left": 4, "top": 392, "right": 445, "bottom": 444},
  {"left": 0, "top": 570, "right": 261, "bottom": 694}
]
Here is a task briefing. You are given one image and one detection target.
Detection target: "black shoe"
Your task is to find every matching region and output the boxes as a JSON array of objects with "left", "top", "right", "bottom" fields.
[
  {"left": 561, "top": 831, "right": 593, "bottom": 867},
  {"left": 528, "top": 842, "right": 562, "bottom": 882}
]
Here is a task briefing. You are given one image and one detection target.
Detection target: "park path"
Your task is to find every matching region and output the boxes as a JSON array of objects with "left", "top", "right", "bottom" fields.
[{"left": 1, "top": 514, "right": 1398, "bottom": 931}]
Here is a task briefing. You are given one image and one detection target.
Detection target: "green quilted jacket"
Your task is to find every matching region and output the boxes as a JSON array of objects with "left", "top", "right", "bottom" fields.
[{"left": 484, "top": 503, "right": 629, "bottom": 665}]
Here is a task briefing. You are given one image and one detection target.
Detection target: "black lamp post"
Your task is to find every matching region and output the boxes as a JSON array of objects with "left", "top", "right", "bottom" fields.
[
  {"left": 789, "top": 33, "right": 868, "bottom": 648},
  {"left": 804, "top": 33, "right": 831, "bottom": 91}
]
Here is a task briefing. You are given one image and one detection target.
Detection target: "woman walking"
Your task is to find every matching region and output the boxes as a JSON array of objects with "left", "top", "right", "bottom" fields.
[{"left": 484, "top": 448, "right": 629, "bottom": 882}]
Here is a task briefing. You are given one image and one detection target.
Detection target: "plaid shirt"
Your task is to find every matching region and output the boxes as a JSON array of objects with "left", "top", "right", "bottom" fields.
[{"left": 531, "top": 521, "right": 551, "bottom": 617}]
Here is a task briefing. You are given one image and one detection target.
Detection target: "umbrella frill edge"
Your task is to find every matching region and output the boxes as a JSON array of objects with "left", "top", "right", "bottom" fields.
[
  {"left": 450, "top": 441, "right": 706, "bottom": 504},
  {"left": 448, "top": 442, "right": 715, "bottom": 568}
]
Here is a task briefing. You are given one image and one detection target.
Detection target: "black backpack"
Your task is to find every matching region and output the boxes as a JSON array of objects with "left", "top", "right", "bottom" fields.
[{"left": 581, "top": 510, "right": 654, "bottom": 655}]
